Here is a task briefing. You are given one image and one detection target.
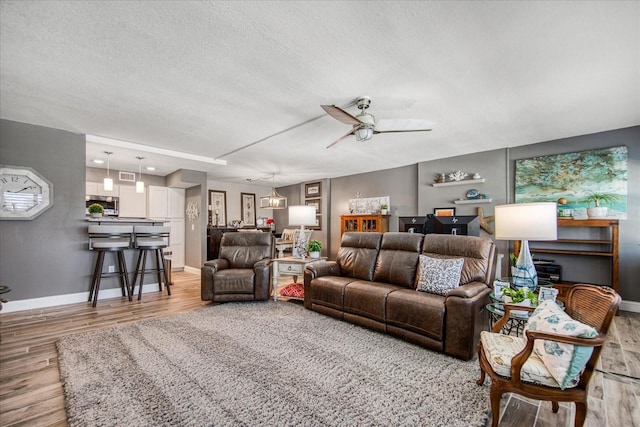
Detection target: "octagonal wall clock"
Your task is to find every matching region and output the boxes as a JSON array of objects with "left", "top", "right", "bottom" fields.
[{"left": 0, "top": 165, "right": 54, "bottom": 220}]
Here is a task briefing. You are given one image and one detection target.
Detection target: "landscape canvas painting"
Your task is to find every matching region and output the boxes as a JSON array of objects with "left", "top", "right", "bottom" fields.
[{"left": 515, "top": 146, "right": 627, "bottom": 219}]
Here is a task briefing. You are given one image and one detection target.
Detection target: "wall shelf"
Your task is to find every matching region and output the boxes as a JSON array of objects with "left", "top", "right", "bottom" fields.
[
  {"left": 453, "top": 198, "right": 492, "bottom": 204},
  {"left": 432, "top": 178, "right": 485, "bottom": 188}
]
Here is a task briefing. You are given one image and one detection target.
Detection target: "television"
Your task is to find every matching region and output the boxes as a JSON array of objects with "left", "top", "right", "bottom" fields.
[
  {"left": 399, "top": 216, "right": 428, "bottom": 233},
  {"left": 430, "top": 215, "right": 480, "bottom": 236}
]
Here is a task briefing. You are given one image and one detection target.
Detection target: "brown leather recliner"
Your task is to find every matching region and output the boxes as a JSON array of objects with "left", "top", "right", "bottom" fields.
[{"left": 201, "top": 232, "right": 275, "bottom": 302}]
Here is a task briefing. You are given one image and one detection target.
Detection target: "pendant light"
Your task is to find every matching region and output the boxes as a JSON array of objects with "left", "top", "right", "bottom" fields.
[
  {"left": 103, "top": 151, "right": 113, "bottom": 191},
  {"left": 136, "top": 156, "right": 145, "bottom": 193},
  {"left": 259, "top": 174, "right": 287, "bottom": 209}
]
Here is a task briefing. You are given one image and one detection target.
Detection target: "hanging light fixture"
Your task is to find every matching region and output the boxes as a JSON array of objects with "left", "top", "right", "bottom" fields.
[
  {"left": 260, "top": 174, "right": 287, "bottom": 209},
  {"left": 136, "top": 156, "right": 145, "bottom": 193},
  {"left": 103, "top": 151, "right": 113, "bottom": 191}
]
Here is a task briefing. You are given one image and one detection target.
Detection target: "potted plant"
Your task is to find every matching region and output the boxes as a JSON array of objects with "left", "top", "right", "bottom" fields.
[
  {"left": 307, "top": 240, "right": 322, "bottom": 258},
  {"left": 88, "top": 203, "right": 104, "bottom": 218},
  {"left": 380, "top": 204, "right": 389, "bottom": 215},
  {"left": 582, "top": 192, "right": 621, "bottom": 218}
]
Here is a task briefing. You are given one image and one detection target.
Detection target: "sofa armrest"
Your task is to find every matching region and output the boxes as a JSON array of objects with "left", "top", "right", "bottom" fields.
[
  {"left": 444, "top": 285, "right": 491, "bottom": 360},
  {"left": 447, "top": 281, "right": 489, "bottom": 299},
  {"left": 305, "top": 261, "right": 340, "bottom": 279}
]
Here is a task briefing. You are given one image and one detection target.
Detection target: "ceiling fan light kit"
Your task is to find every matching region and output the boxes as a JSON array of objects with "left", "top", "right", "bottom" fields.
[{"left": 322, "top": 96, "right": 432, "bottom": 148}]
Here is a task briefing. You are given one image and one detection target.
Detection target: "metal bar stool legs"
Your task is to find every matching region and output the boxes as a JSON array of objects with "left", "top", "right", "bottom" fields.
[
  {"left": 131, "top": 226, "right": 171, "bottom": 301},
  {"left": 88, "top": 225, "right": 133, "bottom": 307}
]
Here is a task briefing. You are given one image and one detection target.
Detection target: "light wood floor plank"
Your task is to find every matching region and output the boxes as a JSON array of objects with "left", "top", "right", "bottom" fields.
[{"left": 0, "top": 271, "right": 636, "bottom": 427}]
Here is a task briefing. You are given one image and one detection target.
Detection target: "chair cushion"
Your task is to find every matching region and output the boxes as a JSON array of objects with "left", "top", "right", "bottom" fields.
[
  {"left": 524, "top": 300, "right": 598, "bottom": 389},
  {"left": 212, "top": 269, "right": 255, "bottom": 294},
  {"left": 415, "top": 255, "right": 464, "bottom": 295},
  {"left": 480, "top": 331, "right": 564, "bottom": 388}
]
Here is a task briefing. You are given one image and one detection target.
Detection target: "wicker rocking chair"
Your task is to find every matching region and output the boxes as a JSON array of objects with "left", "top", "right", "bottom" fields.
[{"left": 477, "top": 284, "right": 621, "bottom": 427}]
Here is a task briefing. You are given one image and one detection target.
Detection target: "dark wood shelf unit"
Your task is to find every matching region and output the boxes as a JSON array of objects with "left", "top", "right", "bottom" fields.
[{"left": 515, "top": 219, "right": 619, "bottom": 295}]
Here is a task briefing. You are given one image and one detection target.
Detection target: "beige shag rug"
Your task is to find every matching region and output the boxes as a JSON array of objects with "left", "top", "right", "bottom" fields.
[{"left": 57, "top": 301, "right": 489, "bottom": 426}]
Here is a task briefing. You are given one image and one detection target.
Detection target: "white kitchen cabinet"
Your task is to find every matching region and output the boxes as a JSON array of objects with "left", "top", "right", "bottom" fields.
[
  {"left": 118, "top": 185, "right": 146, "bottom": 218},
  {"left": 86, "top": 181, "right": 119, "bottom": 197},
  {"left": 168, "top": 188, "right": 185, "bottom": 219},
  {"left": 147, "top": 185, "right": 169, "bottom": 218},
  {"left": 169, "top": 218, "right": 185, "bottom": 269}
]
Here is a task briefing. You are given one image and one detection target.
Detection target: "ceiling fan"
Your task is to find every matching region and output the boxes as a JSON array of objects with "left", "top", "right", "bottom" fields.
[{"left": 321, "top": 96, "right": 432, "bottom": 148}]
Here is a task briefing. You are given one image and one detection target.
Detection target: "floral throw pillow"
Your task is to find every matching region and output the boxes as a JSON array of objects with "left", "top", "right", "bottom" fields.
[
  {"left": 415, "top": 255, "right": 464, "bottom": 296},
  {"left": 524, "top": 300, "right": 598, "bottom": 389}
]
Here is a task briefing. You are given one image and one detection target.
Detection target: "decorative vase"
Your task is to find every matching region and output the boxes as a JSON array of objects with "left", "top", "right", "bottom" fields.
[
  {"left": 90, "top": 212, "right": 103, "bottom": 218},
  {"left": 310, "top": 251, "right": 320, "bottom": 259},
  {"left": 381, "top": 209, "right": 388, "bottom": 215},
  {"left": 587, "top": 207, "right": 608, "bottom": 218}
]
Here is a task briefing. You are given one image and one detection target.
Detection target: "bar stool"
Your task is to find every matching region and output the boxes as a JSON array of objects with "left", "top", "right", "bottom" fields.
[
  {"left": 88, "top": 225, "right": 133, "bottom": 307},
  {"left": 131, "top": 225, "right": 171, "bottom": 300}
]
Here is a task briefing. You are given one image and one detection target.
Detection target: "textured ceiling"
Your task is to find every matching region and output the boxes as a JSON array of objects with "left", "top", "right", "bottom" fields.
[{"left": 1, "top": 1, "right": 638, "bottom": 186}]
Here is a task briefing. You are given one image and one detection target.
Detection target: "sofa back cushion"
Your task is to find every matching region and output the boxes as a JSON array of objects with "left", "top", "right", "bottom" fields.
[
  {"left": 219, "top": 232, "right": 274, "bottom": 269},
  {"left": 373, "top": 232, "right": 424, "bottom": 288},
  {"left": 421, "top": 234, "right": 495, "bottom": 285},
  {"left": 337, "top": 232, "right": 383, "bottom": 281}
]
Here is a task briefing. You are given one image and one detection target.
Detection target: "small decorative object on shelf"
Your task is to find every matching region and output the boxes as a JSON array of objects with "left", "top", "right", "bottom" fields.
[
  {"left": 436, "top": 173, "right": 446, "bottom": 183},
  {"left": 380, "top": 204, "right": 389, "bottom": 215},
  {"left": 466, "top": 189, "right": 480, "bottom": 199},
  {"left": 473, "top": 172, "right": 481, "bottom": 179},
  {"left": 266, "top": 218, "right": 275, "bottom": 230},
  {"left": 448, "top": 170, "right": 467, "bottom": 182}
]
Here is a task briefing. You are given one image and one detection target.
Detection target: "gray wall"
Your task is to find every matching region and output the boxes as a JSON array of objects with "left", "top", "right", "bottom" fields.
[{"left": 0, "top": 119, "right": 91, "bottom": 300}]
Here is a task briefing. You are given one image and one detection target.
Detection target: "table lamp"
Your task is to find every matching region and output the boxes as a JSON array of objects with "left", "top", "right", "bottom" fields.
[
  {"left": 288, "top": 205, "right": 316, "bottom": 258},
  {"left": 495, "top": 202, "right": 557, "bottom": 289}
]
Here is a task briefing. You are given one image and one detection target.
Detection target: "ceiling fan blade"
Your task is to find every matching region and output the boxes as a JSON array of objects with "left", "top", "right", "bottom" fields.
[
  {"left": 326, "top": 127, "right": 359, "bottom": 148},
  {"left": 321, "top": 105, "right": 361, "bottom": 125},
  {"left": 374, "top": 128, "right": 432, "bottom": 135}
]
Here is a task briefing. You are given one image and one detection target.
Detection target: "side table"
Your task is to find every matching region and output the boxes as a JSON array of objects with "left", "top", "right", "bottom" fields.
[{"left": 271, "top": 256, "right": 326, "bottom": 301}]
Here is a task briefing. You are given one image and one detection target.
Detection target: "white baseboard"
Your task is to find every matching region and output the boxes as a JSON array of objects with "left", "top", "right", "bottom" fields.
[
  {"left": 620, "top": 300, "right": 640, "bottom": 313},
  {"left": 183, "top": 265, "right": 201, "bottom": 275},
  {"left": 2, "top": 283, "right": 165, "bottom": 314}
]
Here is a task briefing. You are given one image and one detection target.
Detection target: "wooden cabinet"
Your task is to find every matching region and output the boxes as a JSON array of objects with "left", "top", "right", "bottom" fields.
[
  {"left": 85, "top": 181, "right": 119, "bottom": 197},
  {"left": 515, "top": 219, "right": 619, "bottom": 295},
  {"left": 340, "top": 214, "right": 389, "bottom": 235}
]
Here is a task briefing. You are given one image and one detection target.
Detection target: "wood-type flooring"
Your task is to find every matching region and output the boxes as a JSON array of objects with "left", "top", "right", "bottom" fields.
[{"left": 1, "top": 272, "right": 638, "bottom": 426}]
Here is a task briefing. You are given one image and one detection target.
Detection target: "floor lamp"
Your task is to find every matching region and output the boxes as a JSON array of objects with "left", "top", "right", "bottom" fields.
[
  {"left": 495, "top": 202, "right": 557, "bottom": 290},
  {"left": 288, "top": 205, "right": 316, "bottom": 258}
]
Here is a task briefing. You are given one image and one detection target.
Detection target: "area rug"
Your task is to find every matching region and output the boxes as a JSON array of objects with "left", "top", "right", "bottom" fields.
[{"left": 57, "top": 302, "right": 489, "bottom": 426}]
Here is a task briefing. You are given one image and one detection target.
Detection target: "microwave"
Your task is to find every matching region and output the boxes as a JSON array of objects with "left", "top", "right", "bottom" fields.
[{"left": 86, "top": 195, "right": 119, "bottom": 216}]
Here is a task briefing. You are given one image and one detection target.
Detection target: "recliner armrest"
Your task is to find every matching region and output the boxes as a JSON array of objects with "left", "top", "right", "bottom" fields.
[
  {"left": 253, "top": 258, "right": 271, "bottom": 270},
  {"left": 203, "top": 259, "right": 230, "bottom": 273}
]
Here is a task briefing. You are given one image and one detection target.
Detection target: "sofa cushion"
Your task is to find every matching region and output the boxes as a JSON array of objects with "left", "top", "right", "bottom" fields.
[
  {"left": 524, "top": 300, "right": 598, "bottom": 389},
  {"left": 386, "top": 289, "right": 445, "bottom": 341},
  {"left": 337, "top": 232, "right": 383, "bottom": 281},
  {"left": 422, "top": 234, "right": 494, "bottom": 285},
  {"left": 343, "top": 281, "right": 399, "bottom": 322},
  {"left": 213, "top": 269, "right": 255, "bottom": 294},
  {"left": 373, "top": 232, "right": 424, "bottom": 288},
  {"left": 219, "top": 232, "right": 273, "bottom": 269},
  {"left": 309, "top": 276, "right": 355, "bottom": 311},
  {"left": 415, "top": 255, "right": 464, "bottom": 295}
]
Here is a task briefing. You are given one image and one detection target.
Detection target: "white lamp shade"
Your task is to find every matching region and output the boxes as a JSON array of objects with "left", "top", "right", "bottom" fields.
[
  {"left": 103, "top": 177, "right": 113, "bottom": 191},
  {"left": 288, "top": 205, "right": 316, "bottom": 226},
  {"left": 136, "top": 180, "right": 145, "bottom": 193},
  {"left": 495, "top": 202, "right": 558, "bottom": 241}
]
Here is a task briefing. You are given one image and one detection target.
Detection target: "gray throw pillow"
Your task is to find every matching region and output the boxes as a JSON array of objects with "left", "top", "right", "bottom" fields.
[{"left": 416, "top": 255, "right": 464, "bottom": 295}]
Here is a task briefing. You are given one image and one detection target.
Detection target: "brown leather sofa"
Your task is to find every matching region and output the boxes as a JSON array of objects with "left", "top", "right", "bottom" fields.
[
  {"left": 201, "top": 232, "right": 275, "bottom": 302},
  {"left": 304, "top": 232, "right": 496, "bottom": 360}
]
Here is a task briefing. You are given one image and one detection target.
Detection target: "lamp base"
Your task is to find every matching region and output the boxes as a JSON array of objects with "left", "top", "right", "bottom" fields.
[{"left": 512, "top": 240, "right": 538, "bottom": 290}]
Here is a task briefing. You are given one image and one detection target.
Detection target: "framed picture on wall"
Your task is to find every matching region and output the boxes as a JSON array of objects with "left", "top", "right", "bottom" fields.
[
  {"left": 209, "top": 190, "right": 227, "bottom": 226},
  {"left": 241, "top": 192, "right": 256, "bottom": 226},
  {"left": 305, "top": 198, "right": 321, "bottom": 214},
  {"left": 305, "top": 181, "right": 321, "bottom": 198},
  {"left": 434, "top": 207, "right": 456, "bottom": 216}
]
